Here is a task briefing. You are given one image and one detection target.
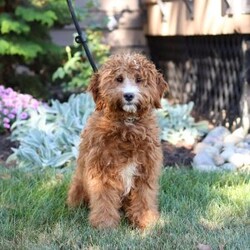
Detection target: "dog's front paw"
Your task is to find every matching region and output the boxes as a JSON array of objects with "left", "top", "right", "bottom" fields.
[
  {"left": 89, "top": 213, "right": 120, "bottom": 229},
  {"left": 133, "top": 210, "right": 160, "bottom": 229}
]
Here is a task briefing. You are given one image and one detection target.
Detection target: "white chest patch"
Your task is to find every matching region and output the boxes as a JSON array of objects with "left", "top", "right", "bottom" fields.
[{"left": 120, "top": 163, "right": 137, "bottom": 196}]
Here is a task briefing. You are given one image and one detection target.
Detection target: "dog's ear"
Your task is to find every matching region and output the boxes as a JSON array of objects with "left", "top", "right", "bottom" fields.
[
  {"left": 153, "top": 72, "right": 169, "bottom": 109},
  {"left": 88, "top": 73, "right": 105, "bottom": 110}
]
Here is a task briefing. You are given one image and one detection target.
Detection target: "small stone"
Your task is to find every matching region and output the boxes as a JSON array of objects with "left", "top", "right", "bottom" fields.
[
  {"left": 224, "top": 135, "right": 243, "bottom": 145},
  {"left": 220, "top": 163, "right": 237, "bottom": 171},
  {"left": 213, "top": 154, "right": 225, "bottom": 166},
  {"left": 242, "top": 138, "right": 250, "bottom": 149},
  {"left": 220, "top": 146, "right": 235, "bottom": 161},
  {"left": 193, "top": 152, "right": 215, "bottom": 165},
  {"left": 232, "top": 127, "right": 246, "bottom": 138},
  {"left": 203, "top": 126, "right": 230, "bottom": 145},
  {"left": 214, "top": 141, "right": 224, "bottom": 151},
  {"left": 235, "top": 147, "right": 250, "bottom": 155},
  {"left": 194, "top": 144, "right": 218, "bottom": 156},
  {"left": 236, "top": 142, "right": 248, "bottom": 148},
  {"left": 245, "top": 134, "right": 250, "bottom": 143},
  {"left": 228, "top": 153, "right": 250, "bottom": 168},
  {"left": 193, "top": 152, "right": 218, "bottom": 171},
  {"left": 194, "top": 142, "right": 209, "bottom": 154},
  {"left": 224, "top": 127, "right": 245, "bottom": 145}
]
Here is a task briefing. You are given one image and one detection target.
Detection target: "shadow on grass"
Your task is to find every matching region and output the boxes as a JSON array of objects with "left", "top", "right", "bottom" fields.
[{"left": 0, "top": 167, "right": 249, "bottom": 249}]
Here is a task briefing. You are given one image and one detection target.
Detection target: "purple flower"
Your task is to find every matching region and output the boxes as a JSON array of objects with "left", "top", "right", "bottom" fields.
[
  {"left": 5, "top": 87, "right": 13, "bottom": 94},
  {"left": 3, "top": 99, "right": 13, "bottom": 107},
  {"left": 8, "top": 113, "right": 15, "bottom": 119},
  {"left": 0, "top": 85, "right": 42, "bottom": 129},
  {"left": 0, "top": 85, "right": 4, "bottom": 92},
  {"left": 11, "top": 108, "right": 18, "bottom": 114},
  {"left": 3, "top": 108, "right": 9, "bottom": 115},
  {"left": 3, "top": 123, "right": 10, "bottom": 129},
  {"left": 19, "top": 112, "right": 28, "bottom": 120},
  {"left": 3, "top": 117, "right": 10, "bottom": 123}
]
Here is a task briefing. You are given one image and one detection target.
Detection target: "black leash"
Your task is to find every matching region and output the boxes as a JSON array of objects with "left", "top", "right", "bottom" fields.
[{"left": 66, "top": 0, "right": 98, "bottom": 72}]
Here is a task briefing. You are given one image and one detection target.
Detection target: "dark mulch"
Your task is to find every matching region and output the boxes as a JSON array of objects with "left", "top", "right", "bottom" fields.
[
  {"left": 162, "top": 141, "right": 194, "bottom": 168},
  {"left": 0, "top": 133, "right": 18, "bottom": 167},
  {"left": 0, "top": 133, "right": 195, "bottom": 168}
]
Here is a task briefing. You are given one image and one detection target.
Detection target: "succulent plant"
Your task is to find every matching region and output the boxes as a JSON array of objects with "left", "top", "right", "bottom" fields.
[
  {"left": 8, "top": 93, "right": 94, "bottom": 171},
  {"left": 156, "top": 99, "right": 209, "bottom": 145}
]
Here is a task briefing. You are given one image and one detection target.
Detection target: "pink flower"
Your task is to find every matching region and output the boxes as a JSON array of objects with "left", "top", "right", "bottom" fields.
[
  {"left": 19, "top": 112, "right": 28, "bottom": 120},
  {"left": 3, "top": 117, "right": 10, "bottom": 123},
  {"left": 8, "top": 113, "right": 15, "bottom": 119},
  {"left": 5, "top": 87, "right": 13, "bottom": 94},
  {"left": 0, "top": 85, "right": 41, "bottom": 126},
  {"left": 3, "top": 108, "right": 9, "bottom": 115},
  {"left": 11, "top": 108, "right": 18, "bottom": 114},
  {"left": 3, "top": 123, "right": 10, "bottom": 129}
]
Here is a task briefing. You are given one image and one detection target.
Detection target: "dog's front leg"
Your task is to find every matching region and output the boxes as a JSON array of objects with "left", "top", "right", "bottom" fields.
[
  {"left": 125, "top": 177, "right": 160, "bottom": 229},
  {"left": 88, "top": 177, "right": 121, "bottom": 229}
]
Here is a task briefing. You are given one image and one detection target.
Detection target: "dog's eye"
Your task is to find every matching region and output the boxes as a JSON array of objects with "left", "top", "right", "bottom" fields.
[
  {"left": 136, "top": 77, "right": 142, "bottom": 83},
  {"left": 116, "top": 76, "right": 123, "bottom": 83}
]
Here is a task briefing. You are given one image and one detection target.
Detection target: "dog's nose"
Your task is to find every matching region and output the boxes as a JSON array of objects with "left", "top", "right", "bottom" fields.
[{"left": 124, "top": 93, "right": 134, "bottom": 102}]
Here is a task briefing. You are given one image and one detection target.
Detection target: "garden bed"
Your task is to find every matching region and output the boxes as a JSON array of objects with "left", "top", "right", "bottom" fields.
[{"left": 0, "top": 132, "right": 194, "bottom": 169}]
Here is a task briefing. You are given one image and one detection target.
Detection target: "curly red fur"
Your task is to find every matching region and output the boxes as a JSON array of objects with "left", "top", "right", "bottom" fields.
[{"left": 67, "top": 53, "right": 168, "bottom": 229}]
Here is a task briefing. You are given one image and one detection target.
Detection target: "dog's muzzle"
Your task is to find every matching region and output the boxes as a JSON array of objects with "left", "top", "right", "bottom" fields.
[{"left": 122, "top": 93, "right": 137, "bottom": 113}]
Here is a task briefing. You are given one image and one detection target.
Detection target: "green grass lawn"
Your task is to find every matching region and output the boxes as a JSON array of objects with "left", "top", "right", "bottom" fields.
[{"left": 0, "top": 167, "right": 249, "bottom": 250}]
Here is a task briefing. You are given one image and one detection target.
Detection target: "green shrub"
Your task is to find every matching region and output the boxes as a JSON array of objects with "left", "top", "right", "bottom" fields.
[
  {"left": 52, "top": 30, "right": 110, "bottom": 93},
  {"left": 0, "top": 0, "right": 71, "bottom": 98}
]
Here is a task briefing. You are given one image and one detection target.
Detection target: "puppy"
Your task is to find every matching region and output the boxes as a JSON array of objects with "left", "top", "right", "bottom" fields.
[{"left": 67, "top": 53, "right": 168, "bottom": 229}]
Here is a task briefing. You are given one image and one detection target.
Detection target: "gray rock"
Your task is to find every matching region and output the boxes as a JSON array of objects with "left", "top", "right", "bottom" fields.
[
  {"left": 245, "top": 134, "right": 250, "bottom": 143},
  {"left": 236, "top": 142, "right": 249, "bottom": 148},
  {"left": 224, "top": 127, "right": 245, "bottom": 145},
  {"left": 193, "top": 142, "right": 209, "bottom": 154},
  {"left": 203, "top": 126, "right": 230, "bottom": 145},
  {"left": 194, "top": 143, "right": 219, "bottom": 155},
  {"left": 213, "top": 141, "right": 224, "bottom": 151},
  {"left": 213, "top": 154, "right": 225, "bottom": 166},
  {"left": 228, "top": 153, "right": 250, "bottom": 168},
  {"left": 235, "top": 147, "right": 250, "bottom": 155},
  {"left": 232, "top": 127, "right": 247, "bottom": 137},
  {"left": 193, "top": 152, "right": 218, "bottom": 171},
  {"left": 224, "top": 135, "right": 243, "bottom": 145},
  {"left": 220, "top": 146, "right": 235, "bottom": 161},
  {"left": 241, "top": 139, "right": 250, "bottom": 150},
  {"left": 192, "top": 128, "right": 250, "bottom": 172}
]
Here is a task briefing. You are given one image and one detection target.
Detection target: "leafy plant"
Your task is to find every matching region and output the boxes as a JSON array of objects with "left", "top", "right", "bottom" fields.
[
  {"left": 52, "top": 30, "right": 110, "bottom": 93},
  {"left": 0, "top": 0, "right": 71, "bottom": 98},
  {"left": 8, "top": 93, "right": 95, "bottom": 171},
  {"left": 156, "top": 99, "right": 209, "bottom": 145},
  {"left": 0, "top": 85, "right": 41, "bottom": 133}
]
